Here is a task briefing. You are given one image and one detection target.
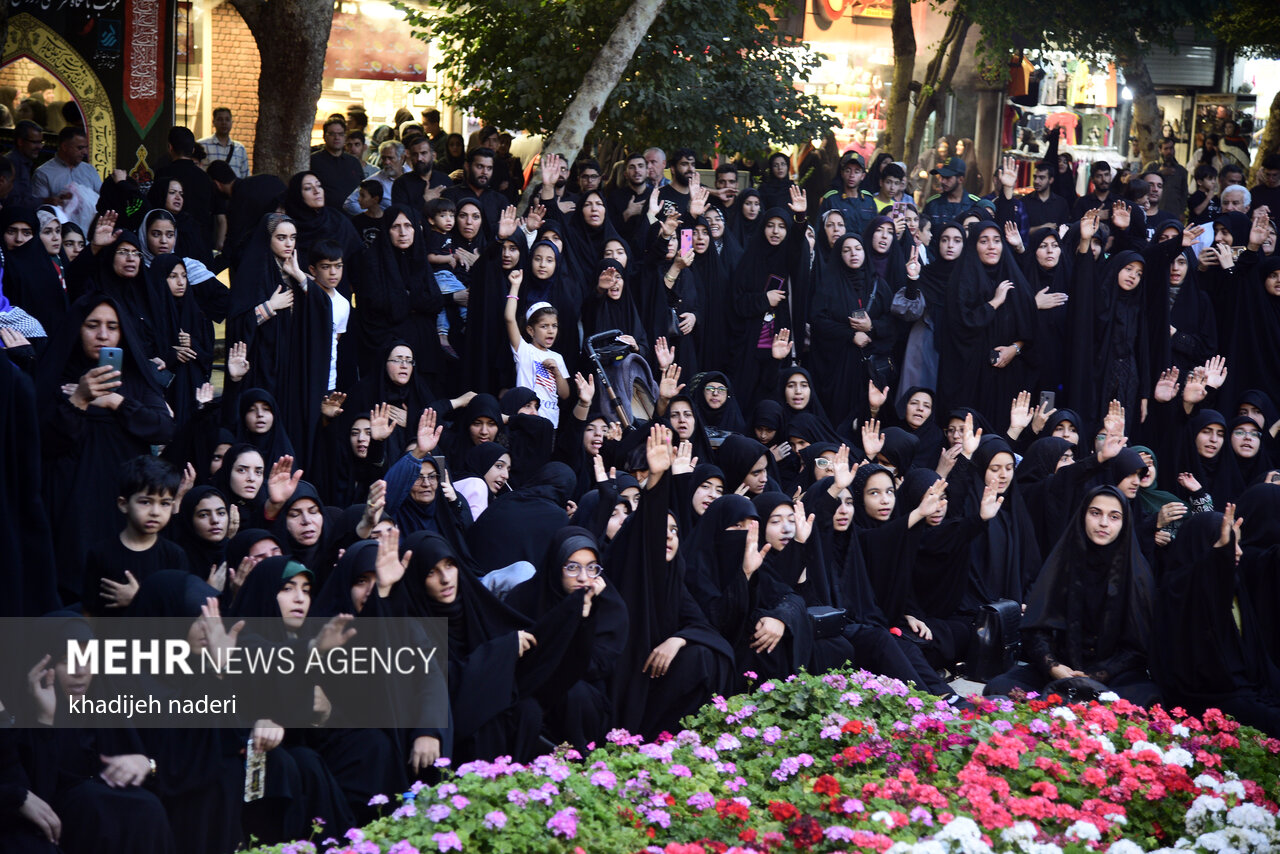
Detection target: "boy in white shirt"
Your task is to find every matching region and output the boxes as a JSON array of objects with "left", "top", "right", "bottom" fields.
[
  {"left": 308, "top": 241, "right": 350, "bottom": 390},
  {"left": 505, "top": 269, "right": 569, "bottom": 427}
]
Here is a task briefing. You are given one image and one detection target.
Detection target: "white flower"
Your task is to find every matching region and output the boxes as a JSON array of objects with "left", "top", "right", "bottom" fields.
[
  {"left": 1163, "top": 747, "right": 1195, "bottom": 767},
  {"left": 1226, "top": 803, "right": 1276, "bottom": 831},
  {"left": 1220, "top": 779, "right": 1246, "bottom": 799},
  {"left": 1095, "top": 734, "right": 1117, "bottom": 754},
  {"left": 1172, "top": 724, "right": 1191, "bottom": 737},
  {"left": 1195, "top": 774, "right": 1222, "bottom": 791},
  {"left": 1050, "top": 707, "right": 1077, "bottom": 721},
  {"left": 1065, "top": 821, "right": 1102, "bottom": 842},
  {"left": 1104, "top": 813, "right": 1128, "bottom": 826},
  {"left": 1001, "top": 822, "right": 1039, "bottom": 843},
  {"left": 1098, "top": 691, "right": 1120, "bottom": 702},
  {"left": 1130, "top": 740, "right": 1164, "bottom": 759},
  {"left": 936, "top": 817, "right": 983, "bottom": 841},
  {"left": 910, "top": 842, "right": 949, "bottom": 854},
  {"left": 871, "top": 810, "right": 895, "bottom": 828},
  {"left": 1107, "top": 841, "right": 1145, "bottom": 854}
]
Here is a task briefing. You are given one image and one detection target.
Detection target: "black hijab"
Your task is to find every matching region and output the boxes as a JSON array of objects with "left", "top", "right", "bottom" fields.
[
  {"left": 283, "top": 170, "right": 362, "bottom": 271},
  {"left": 0, "top": 206, "right": 66, "bottom": 333},
  {"left": 1173, "top": 409, "right": 1244, "bottom": 509},
  {"left": 172, "top": 485, "right": 228, "bottom": 573},
  {"left": 690, "top": 371, "right": 747, "bottom": 433},
  {"left": 895, "top": 387, "right": 945, "bottom": 470},
  {"left": 1226, "top": 256, "right": 1280, "bottom": 402},
  {"left": 962, "top": 435, "right": 1042, "bottom": 605},
  {"left": 715, "top": 434, "right": 771, "bottom": 494},
  {"left": 236, "top": 387, "right": 296, "bottom": 463}
]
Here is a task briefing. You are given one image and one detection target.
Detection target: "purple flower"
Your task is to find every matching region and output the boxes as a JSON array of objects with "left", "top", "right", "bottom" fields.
[
  {"left": 715, "top": 733, "right": 741, "bottom": 751},
  {"left": 669, "top": 764, "right": 692, "bottom": 777},
  {"left": 841, "top": 691, "right": 863, "bottom": 706},
  {"left": 432, "top": 830, "right": 463, "bottom": 852},
  {"left": 356, "top": 843, "right": 380, "bottom": 854},
  {"left": 1029, "top": 718, "right": 1051, "bottom": 733},
  {"left": 825, "top": 825, "right": 856, "bottom": 842},
  {"left": 590, "top": 769, "right": 617, "bottom": 789},
  {"left": 437, "top": 783, "right": 459, "bottom": 796},
  {"left": 992, "top": 719, "right": 1013, "bottom": 733},
  {"left": 712, "top": 695, "right": 730, "bottom": 712},
  {"left": 725, "top": 775, "right": 748, "bottom": 792},
  {"left": 389, "top": 843, "right": 421, "bottom": 854},
  {"left": 910, "top": 806, "right": 934, "bottom": 826},
  {"left": 687, "top": 792, "right": 715, "bottom": 811},
  {"left": 368, "top": 794, "right": 389, "bottom": 806},
  {"left": 426, "top": 803, "right": 452, "bottom": 822},
  {"left": 762, "top": 726, "right": 782, "bottom": 745},
  {"left": 484, "top": 810, "right": 508, "bottom": 830},
  {"left": 759, "top": 681, "right": 775, "bottom": 693},
  {"left": 392, "top": 804, "right": 418, "bottom": 820},
  {"left": 796, "top": 753, "right": 814, "bottom": 767},
  {"left": 646, "top": 808, "right": 672, "bottom": 828},
  {"left": 433, "top": 757, "right": 451, "bottom": 768},
  {"left": 506, "top": 789, "right": 529, "bottom": 808},
  {"left": 546, "top": 807, "right": 579, "bottom": 839},
  {"left": 743, "top": 671, "right": 758, "bottom": 680},
  {"left": 693, "top": 745, "right": 718, "bottom": 761},
  {"left": 345, "top": 829, "right": 365, "bottom": 843},
  {"left": 676, "top": 730, "right": 702, "bottom": 746},
  {"left": 741, "top": 725, "right": 759, "bottom": 739},
  {"left": 841, "top": 798, "right": 865, "bottom": 814},
  {"left": 907, "top": 696, "right": 924, "bottom": 710},
  {"left": 714, "top": 761, "right": 737, "bottom": 775},
  {"left": 451, "top": 795, "right": 470, "bottom": 810}
]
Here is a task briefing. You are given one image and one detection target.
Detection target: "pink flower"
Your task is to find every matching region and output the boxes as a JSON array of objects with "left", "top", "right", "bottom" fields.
[
  {"left": 762, "top": 726, "right": 782, "bottom": 744},
  {"left": 484, "top": 810, "right": 508, "bottom": 830},
  {"left": 590, "top": 770, "right": 617, "bottom": 789},
  {"left": 450, "top": 795, "right": 469, "bottom": 810},
  {"left": 367, "top": 794, "right": 389, "bottom": 806},
  {"left": 547, "top": 807, "right": 579, "bottom": 839},
  {"left": 432, "top": 831, "right": 463, "bottom": 852},
  {"left": 426, "top": 803, "right": 452, "bottom": 822},
  {"left": 345, "top": 829, "right": 365, "bottom": 843},
  {"left": 392, "top": 804, "right": 418, "bottom": 820},
  {"left": 669, "top": 764, "right": 692, "bottom": 777},
  {"left": 389, "top": 843, "right": 420, "bottom": 854}
]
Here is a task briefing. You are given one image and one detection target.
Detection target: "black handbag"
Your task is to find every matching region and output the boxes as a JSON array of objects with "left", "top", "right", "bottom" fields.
[
  {"left": 807, "top": 606, "right": 847, "bottom": 640},
  {"left": 968, "top": 599, "right": 1021, "bottom": 682},
  {"left": 862, "top": 353, "right": 896, "bottom": 389},
  {"left": 1043, "top": 676, "right": 1110, "bottom": 704}
]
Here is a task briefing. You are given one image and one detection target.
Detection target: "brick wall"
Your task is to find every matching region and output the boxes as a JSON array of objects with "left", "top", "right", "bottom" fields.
[{"left": 209, "top": 2, "right": 260, "bottom": 173}]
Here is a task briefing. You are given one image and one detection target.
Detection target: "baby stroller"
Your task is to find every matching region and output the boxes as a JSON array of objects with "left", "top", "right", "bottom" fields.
[{"left": 586, "top": 330, "right": 659, "bottom": 427}]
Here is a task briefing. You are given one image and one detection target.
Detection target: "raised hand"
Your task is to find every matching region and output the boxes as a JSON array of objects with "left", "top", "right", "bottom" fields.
[
  {"left": 1153, "top": 367, "right": 1180, "bottom": 403},
  {"left": 1098, "top": 431, "right": 1128, "bottom": 462},
  {"left": 672, "top": 440, "right": 696, "bottom": 476},
  {"left": 605, "top": 420, "right": 624, "bottom": 444},
  {"left": 770, "top": 442, "right": 791, "bottom": 462},
  {"left": 1203, "top": 355, "right": 1228, "bottom": 389},
  {"left": 177, "top": 462, "right": 197, "bottom": 504},
  {"left": 415, "top": 407, "right": 442, "bottom": 455},
  {"left": 1031, "top": 399, "right": 1055, "bottom": 434},
  {"left": 359, "top": 479, "right": 387, "bottom": 536},
  {"left": 787, "top": 184, "right": 807, "bottom": 215},
  {"left": 1078, "top": 208, "right": 1100, "bottom": 245},
  {"left": 914, "top": 479, "right": 947, "bottom": 521},
  {"left": 574, "top": 371, "right": 595, "bottom": 407},
  {"left": 1182, "top": 224, "right": 1204, "bottom": 248},
  {"left": 1182, "top": 367, "right": 1208, "bottom": 405},
  {"left": 1111, "top": 200, "right": 1131, "bottom": 230},
  {"left": 369, "top": 402, "right": 394, "bottom": 441},
  {"left": 1249, "top": 209, "right": 1270, "bottom": 249},
  {"left": 979, "top": 483, "right": 1004, "bottom": 520},
  {"left": 507, "top": 268, "right": 524, "bottom": 291},
  {"left": 1177, "top": 472, "right": 1202, "bottom": 494},
  {"left": 92, "top": 210, "right": 120, "bottom": 248},
  {"left": 195, "top": 382, "right": 214, "bottom": 407},
  {"left": 832, "top": 444, "right": 856, "bottom": 492},
  {"left": 989, "top": 280, "right": 1015, "bottom": 309},
  {"left": 998, "top": 154, "right": 1018, "bottom": 192},
  {"left": 960, "top": 412, "right": 982, "bottom": 458},
  {"left": 375, "top": 525, "right": 410, "bottom": 594},
  {"left": 1009, "top": 390, "right": 1034, "bottom": 433},
  {"left": 653, "top": 336, "right": 675, "bottom": 369},
  {"left": 689, "top": 186, "right": 711, "bottom": 219},
  {"left": 861, "top": 418, "right": 884, "bottom": 459},
  {"left": 497, "top": 205, "right": 519, "bottom": 240},
  {"left": 1003, "top": 221, "right": 1024, "bottom": 253},
  {"left": 742, "top": 520, "right": 770, "bottom": 578},
  {"left": 770, "top": 327, "right": 792, "bottom": 360},
  {"left": 226, "top": 341, "right": 249, "bottom": 381},
  {"left": 905, "top": 244, "right": 921, "bottom": 279},
  {"left": 936, "top": 444, "right": 962, "bottom": 478},
  {"left": 867, "top": 381, "right": 888, "bottom": 413},
  {"left": 266, "top": 455, "right": 303, "bottom": 506},
  {"left": 591, "top": 452, "right": 613, "bottom": 485},
  {"left": 320, "top": 391, "right": 346, "bottom": 420},
  {"left": 658, "top": 362, "right": 684, "bottom": 401},
  {"left": 1214, "top": 502, "right": 1243, "bottom": 549},
  {"left": 646, "top": 423, "right": 675, "bottom": 477},
  {"left": 1103, "top": 399, "right": 1126, "bottom": 438},
  {"left": 792, "top": 496, "right": 815, "bottom": 544}
]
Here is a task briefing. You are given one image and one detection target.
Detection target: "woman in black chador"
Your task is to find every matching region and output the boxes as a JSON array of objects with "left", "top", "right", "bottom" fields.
[{"left": 984, "top": 486, "right": 1160, "bottom": 706}]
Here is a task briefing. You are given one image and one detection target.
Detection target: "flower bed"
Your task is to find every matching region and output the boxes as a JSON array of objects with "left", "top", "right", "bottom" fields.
[{"left": 254, "top": 670, "right": 1280, "bottom": 854}]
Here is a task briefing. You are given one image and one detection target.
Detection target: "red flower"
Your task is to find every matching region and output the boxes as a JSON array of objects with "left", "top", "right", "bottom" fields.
[
  {"left": 739, "top": 829, "right": 758, "bottom": 843},
  {"left": 813, "top": 774, "right": 841, "bottom": 796},
  {"left": 664, "top": 845, "right": 706, "bottom": 854},
  {"left": 842, "top": 720, "right": 865, "bottom": 735},
  {"left": 768, "top": 801, "right": 799, "bottom": 823},
  {"left": 787, "top": 815, "right": 824, "bottom": 848}
]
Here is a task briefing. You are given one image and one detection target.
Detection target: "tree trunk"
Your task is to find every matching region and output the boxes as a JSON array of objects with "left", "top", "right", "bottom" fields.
[
  {"left": 902, "top": 11, "right": 970, "bottom": 172},
  {"left": 1255, "top": 87, "right": 1280, "bottom": 169},
  {"left": 230, "top": 0, "right": 334, "bottom": 178},
  {"left": 880, "top": 0, "right": 916, "bottom": 160},
  {"left": 1119, "top": 50, "right": 1160, "bottom": 169},
  {"left": 523, "top": 0, "right": 668, "bottom": 206}
]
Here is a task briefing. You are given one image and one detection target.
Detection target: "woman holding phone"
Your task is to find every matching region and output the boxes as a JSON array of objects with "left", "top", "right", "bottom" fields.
[{"left": 36, "top": 294, "right": 174, "bottom": 604}]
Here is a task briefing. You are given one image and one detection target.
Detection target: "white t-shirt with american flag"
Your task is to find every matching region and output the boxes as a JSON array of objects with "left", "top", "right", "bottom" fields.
[{"left": 513, "top": 340, "right": 568, "bottom": 427}]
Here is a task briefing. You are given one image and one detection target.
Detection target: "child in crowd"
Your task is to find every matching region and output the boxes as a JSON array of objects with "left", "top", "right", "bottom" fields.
[
  {"left": 425, "top": 197, "right": 466, "bottom": 354},
  {"left": 353, "top": 178, "right": 384, "bottom": 247},
  {"left": 505, "top": 269, "right": 569, "bottom": 427},
  {"left": 308, "top": 241, "right": 349, "bottom": 391},
  {"left": 1188, "top": 163, "right": 1220, "bottom": 225},
  {"left": 81, "top": 455, "right": 190, "bottom": 615}
]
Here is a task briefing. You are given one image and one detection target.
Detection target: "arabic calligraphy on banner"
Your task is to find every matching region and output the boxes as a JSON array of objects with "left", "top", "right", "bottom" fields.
[{"left": 9, "top": 0, "right": 122, "bottom": 13}]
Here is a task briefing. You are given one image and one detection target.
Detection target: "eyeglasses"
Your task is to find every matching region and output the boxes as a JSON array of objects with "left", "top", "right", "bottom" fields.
[
  {"left": 704, "top": 386, "right": 728, "bottom": 395},
  {"left": 416, "top": 472, "right": 439, "bottom": 484},
  {"left": 562, "top": 562, "right": 603, "bottom": 578},
  {"left": 115, "top": 249, "right": 143, "bottom": 259},
  {"left": 387, "top": 357, "right": 415, "bottom": 366},
  {"left": 1233, "top": 429, "right": 1262, "bottom": 440},
  {"left": 814, "top": 458, "right": 834, "bottom": 469}
]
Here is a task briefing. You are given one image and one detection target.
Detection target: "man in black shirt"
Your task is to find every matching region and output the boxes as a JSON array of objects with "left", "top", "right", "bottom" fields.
[
  {"left": 309, "top": 117, "right": 365, "bottom": 210},
  {"left": 208, "top": 159, "right": 286, "bottom": 272},
  {"left": 157, "top": 126, "right": 216, "bottom": 246},
  {"left": 1249, "top": 153, "right": 1280, "bottom": 216},
  {"left": 657, "top": 147, "right": 698, "bottom": 216},
  {"left": 606, "top": 151, "right": 651, "bottom": 248},
  {"left": 1138, "top": 170, "right": 1179, "bottom": 241},
  {"left": 1022, "top": 160, "right": 1071, "bottom": 230},
  {"left": 1071, "top": 160, "right": 1116, "bottom": 221},
  {"left": 390, "top": 134, "right": 451, "bottom": 216},
  {"left": 442, "top": 147, "right": 503, "bottom": 236}
]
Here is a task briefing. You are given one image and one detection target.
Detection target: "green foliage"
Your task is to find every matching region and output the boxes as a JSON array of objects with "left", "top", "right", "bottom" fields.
[
  {"left": 395, "top": 0, "right": 838, "bottom": 156},
  {"left": 1208, "top": 0, "right": 1280, "bottom": 59}
]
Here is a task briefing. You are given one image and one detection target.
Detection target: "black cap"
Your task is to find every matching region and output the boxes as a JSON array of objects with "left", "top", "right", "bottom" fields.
[{"left": 930, "top": 157, "right": 966, "bottom": 178}]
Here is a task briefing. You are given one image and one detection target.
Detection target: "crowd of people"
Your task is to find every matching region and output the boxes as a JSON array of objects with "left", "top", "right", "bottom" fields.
[{"left": 0, "top": 105, "right": 1279, "bottom": 854}]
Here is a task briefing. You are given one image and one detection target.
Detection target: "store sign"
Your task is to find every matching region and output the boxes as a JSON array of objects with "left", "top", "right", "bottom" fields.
[{"left": 815, "top": 0, "right": 892, "bottom": 23}]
